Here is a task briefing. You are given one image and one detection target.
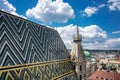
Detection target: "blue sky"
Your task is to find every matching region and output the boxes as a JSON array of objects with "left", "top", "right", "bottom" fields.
[{"left": 0, "top": 0, "right": 120, "bottom": 50}]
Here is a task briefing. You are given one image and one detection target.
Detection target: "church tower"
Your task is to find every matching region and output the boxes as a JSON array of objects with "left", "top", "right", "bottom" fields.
[{"left": 70, "top": 26, "right": 86, "bottom": 80}]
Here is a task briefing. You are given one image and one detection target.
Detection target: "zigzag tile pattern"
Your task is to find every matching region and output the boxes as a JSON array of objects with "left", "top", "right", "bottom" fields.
[
  {"left": 0, "top": 59, "right": 77, "bottom": 80},
  {"left": 0, "top": 11, "right": 77, "bottom": 80}
]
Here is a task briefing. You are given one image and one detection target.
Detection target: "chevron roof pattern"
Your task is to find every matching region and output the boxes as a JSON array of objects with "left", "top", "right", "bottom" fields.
[{"left": 0, "top": 10, "right": 77, "bottom": 80}]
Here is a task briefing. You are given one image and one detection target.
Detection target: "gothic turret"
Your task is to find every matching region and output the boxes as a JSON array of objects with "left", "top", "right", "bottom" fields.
[{"left": 70, "top": 26, "right": 86, "bottom": 80}]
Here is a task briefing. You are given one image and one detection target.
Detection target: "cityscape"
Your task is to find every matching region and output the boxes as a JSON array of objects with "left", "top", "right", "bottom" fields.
[{"left": 0, "top": 0, "right": 120, "bottom": 80}]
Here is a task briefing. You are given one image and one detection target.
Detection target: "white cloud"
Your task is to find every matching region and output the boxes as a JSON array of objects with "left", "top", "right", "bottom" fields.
[
  {"left": 83, "top": 38, "right": 120, "bottom": 50},
  {"left": 57, "top": 24, "right": 120, "bottom": 50},
  {"left": 0, "top": 0, "right": 27, "bottom": 19},
  {"left": 104, "top": 38, "right": 120, "bottom": 49},
  {"left": 26, "top": 0, "right": 74, "bottom": 23},
  {"left": 56, "top": 24, "right": 75, "bottom": 49},
  {"left": 56, "top": 24, "right": 108, "bottom": 49},
  {"left": 112, "top": 31, "right": 120, "bottom": 34},
  {"left": 84, "top": 7, "right": 98, "bottom": 17},
  {"left": 81, "top": 25, "right": 107, "bottom": 38},
  {"left": 0, "top": 0, "right": 16, "bottom": 14},
  {"left": 98, "top": 4, "right": 105, "bottom": 8},
  {"left": 108, "top": 0, "right": 120, "bottom": 11},
  {"left": 82, "top": 4, "right": 105, "bottom": 17}
]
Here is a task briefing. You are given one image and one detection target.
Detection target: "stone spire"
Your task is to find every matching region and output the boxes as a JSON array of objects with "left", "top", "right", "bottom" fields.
[
  {"left": 70, "top": 25, "right": 86, "bottom": 80},
  {"left": 71, "top": 26, "right": 84, "bottom": 61},
  {"left": 73, "top": 25, "right": 81, "bottom": 42}
]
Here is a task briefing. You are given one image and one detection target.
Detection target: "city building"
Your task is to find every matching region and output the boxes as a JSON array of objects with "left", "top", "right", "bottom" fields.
[
  {"left": 108, "top": 60, "right": 120, "bottom": 73},
  {"left": 88, "top": 51, "right": 120, "bottom": 80},
  {"left": 88, "top": 70, "right": 120, "bottom": 80},
  {"left": 115, "top": 54, "right": 120, "bottom": 61}
]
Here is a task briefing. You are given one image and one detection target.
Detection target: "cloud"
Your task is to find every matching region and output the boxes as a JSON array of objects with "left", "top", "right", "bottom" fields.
[
  {"left": 57, "top": 24, "right": 120, "bottom": 50},
  {"left": 83, "top": 38, "right": 120, "bottom": 50},
  {"left": 56, "top": 24, "right": 108, "bottom": 49},
  {"left": 56, "top": 24, "right": 75, "bottom": 49},
  {"left": 104, "top": 38, "right": 120, "bottom": 50},
  {"left": 26, "top": 0, "right": 74, "bottom": 23},
  {"left": 0, "top": 0, "right": 27, "bottom": 19},
  {"left": 108, "top": 0, "right": 120, "bottom": 11},
  {"left": 83, "top": 6, "right": 98, "bottom": 17},
  {"left": 0, "top": 0, "right": 16, "bottom": 14},
  {"left": 112, "top": 31, "right": 120, "bottom": 34},
  {"left": 98, "top": 4, "right": 105, "bottom": 8},
  {"left": 81, "top": 4, "right": 105, "bottom": 17},
  {"left": 81, "top": 25, "right": 107, "bottom": 39}
]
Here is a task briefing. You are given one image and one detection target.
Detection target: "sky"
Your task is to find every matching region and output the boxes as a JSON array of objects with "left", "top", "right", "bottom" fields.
[{"left": 0, "top": 0, "right": 120, "bottom": 50}]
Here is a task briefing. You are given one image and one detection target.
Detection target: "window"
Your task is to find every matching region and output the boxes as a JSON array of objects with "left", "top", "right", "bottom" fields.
[
  {"left": 80, "top": 65, "right": 82, "bottom": 71},
  {"left": 72, "top": 55, "right": 76, "bottom": 61},
  {"left": 96, "top": 76, "right": 99, "bottom": 79},
  {"left": 101, "top": 77, "right": 103, "bottom": 80},
  {"left": 105, "top": 78, "right": 108, "bottom": 80},
  {"left": 73, "top": 65, "right": 75, "bottom": 70},
  {"left": 80, "top": 75, "right": 82, "bottom": 80},
  {"left": 84, "top": 74, "right": 86, "bottom": 77}
]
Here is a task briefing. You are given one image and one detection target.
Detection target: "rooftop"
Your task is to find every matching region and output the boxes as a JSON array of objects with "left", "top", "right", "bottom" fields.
[{"left": 89, "top": 70, "right": 120, "bottom": 80}]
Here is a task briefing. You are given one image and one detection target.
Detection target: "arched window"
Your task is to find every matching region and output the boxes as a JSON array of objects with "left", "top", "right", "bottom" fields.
[{"left": 80, "top": 65, "right": 82, "bottom": 71}]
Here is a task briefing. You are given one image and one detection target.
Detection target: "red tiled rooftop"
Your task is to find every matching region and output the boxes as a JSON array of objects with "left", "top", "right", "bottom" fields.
[
  {"left": 88, "top": 70, "right": 120, "bottom": 80},
  {"left": 115, "top": 54, "right": 120, "bottom": 60}
]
